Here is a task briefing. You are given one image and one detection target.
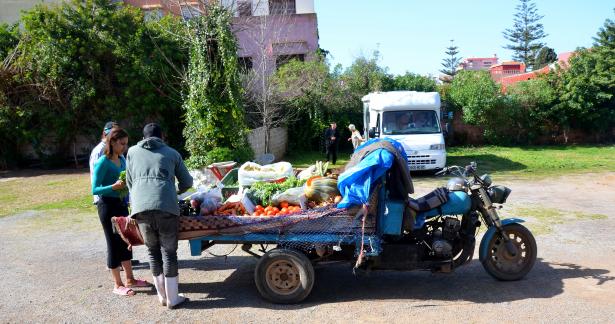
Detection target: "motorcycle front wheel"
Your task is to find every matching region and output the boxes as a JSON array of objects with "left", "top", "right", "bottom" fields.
[{"left": 481, "top": 223, "right": 537, "bottom": 281}]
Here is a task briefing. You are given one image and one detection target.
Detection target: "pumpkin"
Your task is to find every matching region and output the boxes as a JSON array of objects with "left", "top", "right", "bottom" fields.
[{"left": 304, "top": 176, "right": 339, "bottom": 203}]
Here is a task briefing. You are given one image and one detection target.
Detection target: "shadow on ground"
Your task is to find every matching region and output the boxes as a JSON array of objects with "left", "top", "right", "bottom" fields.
[
  {"left": 178, "top": 257, "right": 614, "bottom": 310},
  {"left": 446, "top": 154, "right": 527, "bottom": 174}
]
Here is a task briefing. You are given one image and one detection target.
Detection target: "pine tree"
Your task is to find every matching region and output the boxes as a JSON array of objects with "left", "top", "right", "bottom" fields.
[
  {"left": 534, "top": 46, "right": 557, "bottom": 69},
  {"left": 440, "top": 39, "right": 461, "bottom": 79},
  {"left": 503, "top": 0, "right": 548, "bottom": 70}
]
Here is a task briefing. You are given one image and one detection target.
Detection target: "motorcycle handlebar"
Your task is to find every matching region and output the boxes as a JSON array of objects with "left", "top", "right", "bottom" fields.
[
  {"left": 435, "top": 163, "right": 477, "bottom": 177},
  {"left": 435, "top": 167, "right": 449, "bottom": 176}
]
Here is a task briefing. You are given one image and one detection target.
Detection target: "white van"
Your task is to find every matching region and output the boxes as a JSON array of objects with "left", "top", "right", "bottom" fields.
[{"left": 362, "top": 91, "right": 446, "bottom": 171}]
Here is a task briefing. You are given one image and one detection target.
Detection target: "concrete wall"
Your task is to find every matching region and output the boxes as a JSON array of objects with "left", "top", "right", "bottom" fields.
[{"left": 247, "top": 126, "right": 287, "bottom": 160}]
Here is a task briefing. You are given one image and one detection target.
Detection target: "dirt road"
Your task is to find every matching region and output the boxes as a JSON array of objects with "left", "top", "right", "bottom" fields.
[{"left": 1, "top": 172, "right": 614, "bottom": 323}]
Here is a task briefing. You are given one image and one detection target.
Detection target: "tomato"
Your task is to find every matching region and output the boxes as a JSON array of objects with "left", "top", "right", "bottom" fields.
[
  {"left": 280, "top": 207, "right": 288, "bottom": 213},
  {"left": 272, "top": 207, "right": 279, "bottom": 213},
  {"left": 280, "top": 202, "right": 289, "bottom": 208},
  {"left": 278, "top": 210, "right": 287, "bottom": 215},
  {"left": 264, "top": 206, "right": 272, "bottom": 212},
  {"left": 266, "top": 211, "right": 275, "bottom": 216},
  {"left": 255, "top": 205, "right": 264, "bottom": 211}
]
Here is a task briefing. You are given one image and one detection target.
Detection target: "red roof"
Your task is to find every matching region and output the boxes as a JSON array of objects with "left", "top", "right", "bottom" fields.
[{"left": 557, "top": 51, "right": 574, "bottom": 63}]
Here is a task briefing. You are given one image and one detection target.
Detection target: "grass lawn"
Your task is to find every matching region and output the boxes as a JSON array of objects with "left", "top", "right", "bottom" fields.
[
  {"left": 0, "top": 170, "right": 95, "bottom": 218},
  {"left": 285, "top": 149, "right": 353, "bottom": 169},
  {"left": 285, "top": 145, "right": 615, "bottom": 177},
  {"left": 447, "top": 145, "right": 615, "bottom": 177}
]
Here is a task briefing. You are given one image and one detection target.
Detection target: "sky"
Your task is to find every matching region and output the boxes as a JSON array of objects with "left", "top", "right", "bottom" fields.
[{"left": 315, "top": 0, "right": 614, "bottom": 76}]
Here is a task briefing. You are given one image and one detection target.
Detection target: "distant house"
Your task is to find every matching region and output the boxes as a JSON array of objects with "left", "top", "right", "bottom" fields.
[
  {"left": 497, "top": 52, "right": 574, "bottom": 89},
  {"left": 122, "top": 0, "right": 319, "bottom": 75},
  {"left": 458, "top": 56, "right": 499, "bottom": 71},
  {"left": 489, "top": 61, "right": 526, "bottom": 83}
]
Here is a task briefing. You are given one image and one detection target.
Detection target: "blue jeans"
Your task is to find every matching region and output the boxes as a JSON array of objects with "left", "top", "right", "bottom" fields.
[{"left": 135, "top": 211, "right": 179, "bottom": 277}]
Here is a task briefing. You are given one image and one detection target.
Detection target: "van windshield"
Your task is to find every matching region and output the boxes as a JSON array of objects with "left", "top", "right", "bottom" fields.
[{"left": 382, "top": 110, "right": 441, "bottom": 135}]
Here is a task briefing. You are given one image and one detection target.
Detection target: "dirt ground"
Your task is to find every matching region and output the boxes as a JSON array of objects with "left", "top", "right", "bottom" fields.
[{"left": 1, "top": 171, "right": 614, "bottom": 323}]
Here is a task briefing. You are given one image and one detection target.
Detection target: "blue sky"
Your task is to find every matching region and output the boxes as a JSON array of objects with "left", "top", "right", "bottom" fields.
[{"left": 315, "top": 0, "right": 614, "bottom": 76}]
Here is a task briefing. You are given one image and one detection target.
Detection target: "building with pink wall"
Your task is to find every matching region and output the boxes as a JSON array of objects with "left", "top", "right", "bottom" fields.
[
  {"left": 497, "top": 51, "right": 574, "bottom": 90},
  {"left": 458, "top": 56, "right": 499, "bottom": 71},
  {"left": 121, "top": 0, "right": 319, "bottom": 75},
  {"left": 489, "top": 61, "right": 526, "bottom": 82}
]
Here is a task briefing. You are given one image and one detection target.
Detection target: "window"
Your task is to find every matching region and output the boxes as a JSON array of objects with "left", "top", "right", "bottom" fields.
[
  {"left": 143, "top": 8, "right": 163, "bottom": 21},
  {"left": 181, "top": 4, "right": 202, "bottom": 20},
  {"left": 275, "top": 54, "right": 304, "bottom": 68},
  {"left": 238, "top": 56, "right": 253, "bottom": 72},
  {"left": 269, "top": 0, "right": 295, "bottom": 15},
  {"left": 238, "top": 1, "right": 252, "bottom": 17},
  {"left": 382, "top": 110, "right": 441, "bottom": 135}
]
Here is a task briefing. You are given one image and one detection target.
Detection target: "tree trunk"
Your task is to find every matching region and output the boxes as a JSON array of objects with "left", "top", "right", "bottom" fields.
[
  {"left": 73, "top": 141, "right": 78, "bottom": 169},
  {"left": 264, "top": 126, "right": 270, "bottom": 154}
]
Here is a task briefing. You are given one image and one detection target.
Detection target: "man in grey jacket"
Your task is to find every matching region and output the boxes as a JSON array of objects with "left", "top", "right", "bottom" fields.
[{"left": 126, "top": 123, "right": 193, "bottom": 309}]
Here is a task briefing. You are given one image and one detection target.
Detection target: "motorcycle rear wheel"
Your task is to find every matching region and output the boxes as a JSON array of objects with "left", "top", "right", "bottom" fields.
[{"left": 481, "top": 223, "right": 537, "bottom": 281}]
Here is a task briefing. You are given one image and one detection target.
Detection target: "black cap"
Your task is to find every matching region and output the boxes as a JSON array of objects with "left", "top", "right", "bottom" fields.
[
  {"left": 143, "top": 123, "right": 162, "bottom": 139},
  {"left": 103, "top": 121, "right": 117, "bottom": 135}
]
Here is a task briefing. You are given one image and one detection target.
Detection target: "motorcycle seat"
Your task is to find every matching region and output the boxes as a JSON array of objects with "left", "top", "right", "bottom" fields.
[{"left": 408, "top": 187, "right": 449, "bottom": 212}]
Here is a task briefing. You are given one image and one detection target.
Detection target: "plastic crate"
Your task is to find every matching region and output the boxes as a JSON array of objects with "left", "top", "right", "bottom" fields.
[{"left": 219, "top": 168, "right": 240, "bottom": 199}]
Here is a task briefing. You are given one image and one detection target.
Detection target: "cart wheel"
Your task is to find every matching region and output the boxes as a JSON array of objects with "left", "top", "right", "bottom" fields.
[{"left": 254, "top": 248, "right": 314, "bottom": 304}]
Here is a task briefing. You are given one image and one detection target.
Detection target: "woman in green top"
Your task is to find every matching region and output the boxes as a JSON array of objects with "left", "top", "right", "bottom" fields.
[{"left": 92, "top": 127, "right": 149, "bottom": 296}]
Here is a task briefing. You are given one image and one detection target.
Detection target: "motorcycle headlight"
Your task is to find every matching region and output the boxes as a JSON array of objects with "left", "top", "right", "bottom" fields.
[
  {"left": 480, "top": 174, "right": 492, "bottom": 187},
  {"left": 430, "top": 144, "right": 445, "bottom": 150},
  {"left": 488, "top": 185, "right": 512, "bottom": 204}
]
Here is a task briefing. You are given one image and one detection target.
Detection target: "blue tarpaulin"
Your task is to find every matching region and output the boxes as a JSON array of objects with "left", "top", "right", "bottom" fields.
[{"left": 336, "top": 138, "right": 407, "bottom": 208}]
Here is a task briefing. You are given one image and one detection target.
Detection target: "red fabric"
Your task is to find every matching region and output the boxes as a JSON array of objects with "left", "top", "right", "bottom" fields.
[{"left": 111, "top": 216, "right": 144, "bottom": 249}]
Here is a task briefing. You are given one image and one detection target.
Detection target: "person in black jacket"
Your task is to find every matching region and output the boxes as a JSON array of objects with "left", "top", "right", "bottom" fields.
[{"left": 324, "top": 122, "right": 339, "bottom": 164}]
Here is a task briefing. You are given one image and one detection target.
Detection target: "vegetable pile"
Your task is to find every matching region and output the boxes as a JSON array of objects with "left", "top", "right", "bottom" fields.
[
  {"left": 247, "top": 177, "right": 306, "bottom": 206},
  {"left": 118, "top": 171, "right": 129, "bottom": 199}
]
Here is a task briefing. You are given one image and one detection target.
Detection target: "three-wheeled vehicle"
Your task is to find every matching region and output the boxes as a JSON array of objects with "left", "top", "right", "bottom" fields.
[{"left": 185, "top": 141, "right": 537, "bottom": 304}]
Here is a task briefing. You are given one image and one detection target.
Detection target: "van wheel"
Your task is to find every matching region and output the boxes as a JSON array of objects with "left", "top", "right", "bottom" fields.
[{"left": 254, "top": 248, "right": 315, "bottom": 304}]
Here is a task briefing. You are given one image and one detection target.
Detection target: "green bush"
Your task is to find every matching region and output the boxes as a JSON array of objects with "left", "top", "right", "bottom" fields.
[
  {"left": 1, "top": 0, "right": 188, "bottom": 167},
  {"left": 186, "top": 146, "right": 254, "bottom": 169},
  {"left": 182, "top": 5, "right": 250, "bottom": 168}
]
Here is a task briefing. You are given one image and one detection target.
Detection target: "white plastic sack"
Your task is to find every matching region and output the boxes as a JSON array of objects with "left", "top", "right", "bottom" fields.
[
  {"left": 297, "top": 165, "right": 316, "bottom": 180},
  {"left": 271, "top": 187, "right": 307, "bottom": 207},
  {"left": 188, "top": 168, "right": 218, "bottom": 188},
  {"left": 238, "top": 161, "right": 293, "bottom": 186}
]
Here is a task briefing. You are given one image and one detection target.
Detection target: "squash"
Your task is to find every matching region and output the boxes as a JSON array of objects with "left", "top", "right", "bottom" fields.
[{"left": 305, "top": 176, "right": 339, "bottom": 203}]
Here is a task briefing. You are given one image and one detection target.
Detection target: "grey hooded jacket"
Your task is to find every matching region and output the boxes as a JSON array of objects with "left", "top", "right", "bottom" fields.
[{"left": 126, "top": 137, "right": 193, "bottom": 216}]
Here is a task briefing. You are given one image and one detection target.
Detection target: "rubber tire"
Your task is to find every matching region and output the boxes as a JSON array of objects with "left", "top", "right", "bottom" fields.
[
  {"left": 481, "top": 223, "right": 537, "bottom": 281},
  {"left": 254, "top": 248, "right": 315, "bottom": 304}
]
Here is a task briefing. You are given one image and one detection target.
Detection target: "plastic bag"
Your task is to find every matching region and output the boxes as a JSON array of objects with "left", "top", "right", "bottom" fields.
[
  {"left": 224, "top": 191, "right": 256, "bottom": 214},
  {"left": 189, "top": 187, "right": 223, "bottom": 216},
  {"left": 297, "top": 165, "right": 316, "bottom": 180},
  {"left": 271, "top": 186, "right": 307, "bottom": 207},
  {"left": 238, "top": 161, "right": 293, "bottom": 186}
]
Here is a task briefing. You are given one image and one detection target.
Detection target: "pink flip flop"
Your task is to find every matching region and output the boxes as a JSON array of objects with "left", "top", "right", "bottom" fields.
[
  {"left": 113, "top": 286, "right": 136, "bottom": 296},
  {"left": 127, "top": 279, "right": 150, "bottom": 288}
]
